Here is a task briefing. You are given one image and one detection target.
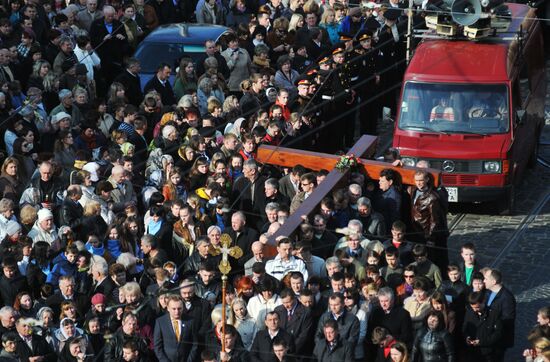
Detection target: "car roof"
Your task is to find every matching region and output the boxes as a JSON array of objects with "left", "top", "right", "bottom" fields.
[{"left": 142, "top": 23, "right": 231, "bottom": 44}]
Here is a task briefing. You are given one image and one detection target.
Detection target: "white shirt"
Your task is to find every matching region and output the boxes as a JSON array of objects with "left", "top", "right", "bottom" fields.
[
  {"left": 265, "top": 255, "right": 309, "bottom": 284},
  {"left": 74, "top": 46, "right": 101, "bottom": 81}
]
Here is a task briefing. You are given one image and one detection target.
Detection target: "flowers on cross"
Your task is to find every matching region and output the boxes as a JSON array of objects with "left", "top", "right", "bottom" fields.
[{"left": 335, "top": 154, "right": 360, "bottom": 172}]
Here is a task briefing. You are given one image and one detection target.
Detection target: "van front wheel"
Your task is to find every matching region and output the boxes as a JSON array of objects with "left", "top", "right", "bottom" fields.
[{"left": 498, "top": 184, "right": 515, "bottom": 215}]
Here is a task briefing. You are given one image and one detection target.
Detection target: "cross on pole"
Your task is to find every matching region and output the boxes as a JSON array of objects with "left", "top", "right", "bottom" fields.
[{"left": 209, "top": 234, "right": 243, "bottom": 352}]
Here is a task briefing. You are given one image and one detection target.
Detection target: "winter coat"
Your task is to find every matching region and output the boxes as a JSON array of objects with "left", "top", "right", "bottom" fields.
[{"left": 411, "top": 326, "right": 456, "bottom": 362}]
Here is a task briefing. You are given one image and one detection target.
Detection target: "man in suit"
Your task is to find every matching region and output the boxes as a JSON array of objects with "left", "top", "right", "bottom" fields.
[
  {"left": 46, "top": 275, "right": 89, "bottom": 318},
  {"left": 179, "top": 278, "right": 212, "bottom": 348},
  {"left": 315, "top": 293, "right": 359, "bottom": 350},
  {"left": 231, "top": 159, "right": 267, "bottom": 220},
  {"left": 278, "top": 165, "right": 306, "bottom": 201},
  {"left": 483, "top": 268, "right": 516, "bottom": 357},
  {"left": 90, "top": 261, "right": 115, "bottom": 301},
  {"left": 274, "top": 288, "right": 313, "bottom": 356},
  {"left": 108, "top": 165, "right": 137, "bottom": 213},
  {"left": 143, "top": 62, "right": 176, "bottom": 106},
  {"left": 250, "top": 311, "right": 295, "bottom": 362},
  {"left": 89, "top": 5, "right": 129, "bottom": 91},
  {"left": 60, "top": 185, "right": 84, "bottom": 233},
  {"left": 313, "top": 319, "right": 354, "bottom": 362},
  {"left": 114, "top": 58, "right": 144, "bottom": 107},
  {"left": 154, "top": 295, "right": 196, "bottom": 362},
  {"left": 15, "top": 317, "right": 56, "bottom": 362},
  {"left": 226, "top": 212, "right": 259, "bottom": 269}
]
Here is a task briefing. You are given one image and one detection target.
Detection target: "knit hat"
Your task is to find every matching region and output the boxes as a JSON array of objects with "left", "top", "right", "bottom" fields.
[
  {"left": 91, "top": 293, "right": 106, "bottom": 305},
  {"left": 6, "top": 220, "right": 21, "bottom": 236},
  {"left": 37, "top": 208, "right": 54, "bottom": 222},
  {"left": 51, "top": 112, "right": 71, "bottom": 124}
]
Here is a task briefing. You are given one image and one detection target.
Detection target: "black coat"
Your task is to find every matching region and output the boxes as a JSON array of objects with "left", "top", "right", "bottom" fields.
[
  {"left": 411, "top": 327, "right": 456, "bottom": 362},
  {"left": 226, "top": 227, "right": 260, "bottom": 270},
  {"left": 89, "top": 19, "right": 129, "bottom": 71},
  {"left": 313, "top": 336, "right": 354, "bottom": 362},
  {"left": 113, "top": 69, "right": 144, "bottom": 106},
  {"left": 368, "top": 305, "right": 413, "bottom": 347},
  {"left": 181, "top": 295, "right": 212, "bottom": 345},
  {"left": 15, "top": 334, "right": 56, "bottom": 362},
  {"left": 487, "top": 286, "right": 516, "bottom": 348},
  {"left": 274, "top": 302, "right": 313, "bottom": 354},
  {"left": 104, "top": 329, "right": 149, "bottom": 362},
  {"left": 60, "top": 198, "right": 84, "bottom": 232},
  {"left": 231, "top": 175, "right": 267, "bottom": 218},
  {"left": 462, "top": 306, "right": 503, "bottom": 360},
  {"left": 250, "top": 329, "right": 295, "bottom": 362},
  {"left": 315, "top": 310, "right": 360, "bottom": 348},
  {"left": 196, "top": 52, "right": 230, "bottom": 79},
  {"left": 0, "top": 273, "right": 29, "bottom": 307},
  {"left": 143, "top": 76, "right": 177, "bottom": 106}
]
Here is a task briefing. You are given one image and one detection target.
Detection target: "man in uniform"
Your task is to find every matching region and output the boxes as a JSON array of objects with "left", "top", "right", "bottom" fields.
[
  {"left": 323, "top": 44, "right": 354, "bottom": 152},
  {"left": 353, "top": 30, "right": 382, "bottom": 135},
  {"left": 378, "top": 8, "right": 406, "bottom": 115}
]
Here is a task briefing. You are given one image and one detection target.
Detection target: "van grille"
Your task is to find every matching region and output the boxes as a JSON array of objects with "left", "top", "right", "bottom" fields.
[{"left": 426, "top": 159, "right": 483, "bottom": 174}]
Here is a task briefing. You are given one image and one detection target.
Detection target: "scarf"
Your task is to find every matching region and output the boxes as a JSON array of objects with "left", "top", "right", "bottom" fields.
[
  {"left": 148, "top": 219, "right": 162, "bottom": 235},
  {"left": 253, "top": 56, "right": 270, "bottom": 67},
  {"left": 79, "top": 132, "right": 97, "bottom": 149},
  {"left": 204, "top": 3, "right": 217, "bottom": 24},
  {"left": 85, "top": 242, "right": 105, "bottom": 256}
]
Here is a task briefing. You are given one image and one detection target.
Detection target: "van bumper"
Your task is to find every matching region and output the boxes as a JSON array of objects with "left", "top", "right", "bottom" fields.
[{"left": 453, "top": 185, "right": 511, "bottom": 203}]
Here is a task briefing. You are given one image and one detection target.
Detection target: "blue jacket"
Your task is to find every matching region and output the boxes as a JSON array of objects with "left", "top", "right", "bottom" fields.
[{"left": 46, "top": 252, "right": 77, "bottom": 286}]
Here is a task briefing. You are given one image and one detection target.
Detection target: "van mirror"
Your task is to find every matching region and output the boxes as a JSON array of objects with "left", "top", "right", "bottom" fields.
[{"left": 516, "top": 109, "right": 526, "bottom": 125}]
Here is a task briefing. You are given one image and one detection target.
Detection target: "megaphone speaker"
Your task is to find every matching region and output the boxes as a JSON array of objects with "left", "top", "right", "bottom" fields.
[{"left": 451, "top": 0, "right": 481, "bottom": 26}]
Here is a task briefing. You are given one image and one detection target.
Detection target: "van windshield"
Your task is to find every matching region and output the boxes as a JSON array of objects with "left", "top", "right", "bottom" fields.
[{"left": 398, "top": 82, "right": 510, "bottom": 134}]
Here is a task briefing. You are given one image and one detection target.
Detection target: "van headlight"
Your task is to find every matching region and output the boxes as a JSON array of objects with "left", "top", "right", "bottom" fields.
[
  {"left": 401, "top": 157, "right": 416, "bottom": 167},
  {"left": 483, "top": 161, "right": 501, "bottom": 173}
]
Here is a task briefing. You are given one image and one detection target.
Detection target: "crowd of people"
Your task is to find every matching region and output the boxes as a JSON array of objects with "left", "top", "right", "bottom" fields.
[{"left": 0, "top": 0, "right": 546, "bottom": 361}]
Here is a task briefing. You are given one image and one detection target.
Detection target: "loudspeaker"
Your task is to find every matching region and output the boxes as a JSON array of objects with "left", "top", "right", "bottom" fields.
[{"left": 451, "top": 0, "right": 482, "bottom": 26}]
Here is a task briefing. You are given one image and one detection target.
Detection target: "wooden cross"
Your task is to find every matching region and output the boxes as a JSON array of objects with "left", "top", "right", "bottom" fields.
[{"left": 256, "top": 135, "right": 441, "bottom": 243}]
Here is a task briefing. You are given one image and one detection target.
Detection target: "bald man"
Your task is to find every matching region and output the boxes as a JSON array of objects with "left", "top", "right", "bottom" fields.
[
  {"left": 244, "top": 241, "right": 266, "bottom": 275},
  {"left": 107, "top": 165, "right": 137, "bottom": 212}
]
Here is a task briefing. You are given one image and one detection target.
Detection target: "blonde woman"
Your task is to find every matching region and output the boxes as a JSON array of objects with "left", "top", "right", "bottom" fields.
[
  {"left": 319, "top": 8, "right": 339, "bottom": 44},
  {"left": 231, "top": 298, "right": 257, "bottom": 350}
]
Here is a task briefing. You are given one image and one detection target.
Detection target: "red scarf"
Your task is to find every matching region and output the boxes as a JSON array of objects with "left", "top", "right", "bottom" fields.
[{"left": 384, "top": 339, "right": 397, "bottom": 358}]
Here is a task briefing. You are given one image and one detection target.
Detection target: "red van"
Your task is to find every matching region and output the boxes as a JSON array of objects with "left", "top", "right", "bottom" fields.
[{"left": 392, "top": 3, "right": 546, "bottom": 213}]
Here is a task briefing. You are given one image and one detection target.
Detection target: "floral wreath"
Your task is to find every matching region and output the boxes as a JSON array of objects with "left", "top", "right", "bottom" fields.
[{"left": 335, "top": 154, "right": 361, "bottom": 173}]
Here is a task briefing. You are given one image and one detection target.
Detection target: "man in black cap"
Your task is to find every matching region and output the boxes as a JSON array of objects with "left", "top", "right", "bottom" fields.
[
  {"left": 378, "top": 7, "right": 406, "bottom": 114},
  {"left": 290, "top": 76, "right": 312, "bottom": 114},
  {"left": 353, "top": 30, "right": 382, "bottom": 135},
  {"left": 323, "top": 44, "right": 355, "bottom": 151}
]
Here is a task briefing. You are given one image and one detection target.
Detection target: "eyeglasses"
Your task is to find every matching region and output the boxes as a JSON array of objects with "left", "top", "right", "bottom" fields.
[
  {"left": 301, "top": 183, "right": 310, "bottom": 187},
  {"left": 404, "top": 274, "right": 415, "bottom": 279},
  {"left": 344, "top": 296, "right": 353, "bottom": 299}
]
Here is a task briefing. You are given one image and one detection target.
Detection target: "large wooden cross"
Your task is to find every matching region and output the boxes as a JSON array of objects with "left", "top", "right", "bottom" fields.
[{"left": 256, "top": 135, "right": 441, "bottom": 243}]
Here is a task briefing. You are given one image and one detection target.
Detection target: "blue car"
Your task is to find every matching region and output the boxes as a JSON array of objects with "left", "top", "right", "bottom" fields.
[{"left": 133, "top": 23, "right": 232, "bottom": 90}]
